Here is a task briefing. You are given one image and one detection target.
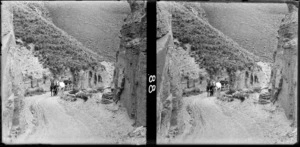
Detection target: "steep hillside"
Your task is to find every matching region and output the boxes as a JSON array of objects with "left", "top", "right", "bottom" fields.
[
  {"left": 45, "top": 1, "right": 130, "bottom": 62},
  {"left": 168, "top": 2, "right": 259, "bottom": 77},
  {"left": 12, "top": 1, "right": 103, "bottom": 76},
  {"left": 201, "top": 3, "right": 287, "bottom": 62}
]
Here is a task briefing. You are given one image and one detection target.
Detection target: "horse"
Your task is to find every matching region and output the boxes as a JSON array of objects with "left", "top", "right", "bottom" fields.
[
  {"left": 216, "top": 82, "right": 222, "bottom": 91},
  {"left": 58, "top": 81, "right": 65, "bottom": 95}
]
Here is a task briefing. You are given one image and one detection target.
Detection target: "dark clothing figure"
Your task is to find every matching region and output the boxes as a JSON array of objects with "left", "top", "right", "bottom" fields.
[
  {"left": 50, "top": 81, "right": 55, "bottom": 96},
  {"left": 50, "top": 80, "right": 59, "bottom": 96},
  {"left": 206, "top": 83, "right": 211, "bottom": 97},
  {"left": 210, "top": 85, "right": 215, "bottom": 96},
  {"left": 53, "top": 84, "right": 58, "bottom": 96},
  {"left": 207, "top": 81, "right": 215, "bottom": 97}
]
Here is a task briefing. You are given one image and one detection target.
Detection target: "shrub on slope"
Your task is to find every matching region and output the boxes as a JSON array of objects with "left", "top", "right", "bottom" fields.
[
  {"left": 12, "top": 2, "right": 103, "bottom": 75},
  {"left": 168, "top": 2, "right": 258, "bottom": 76}
]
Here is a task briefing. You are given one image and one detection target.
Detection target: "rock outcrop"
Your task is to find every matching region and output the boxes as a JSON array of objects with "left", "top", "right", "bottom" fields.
[
  {"left": 209, "top": 61, "right": 271, "bottom": 92},
  {"left": 99, "top": 61, "right": 115, "bottom": 88},
  {"left": 157, "top": 2, "right": 186, "bottom": 141},
  {"left": 1, "top": 2, "right": 26, "bottom": 142},
  {"left": 232, "top": 63, "right": 271, "bottom": 90},
  {"left": 72, "top": 66, "right": 106, "bottom": 90},
  {"left": 113, "top": 0, "right": 146, "bottom": 127},
  {"left": 270, "top": 2, "right": 298, "bottom": 126}
]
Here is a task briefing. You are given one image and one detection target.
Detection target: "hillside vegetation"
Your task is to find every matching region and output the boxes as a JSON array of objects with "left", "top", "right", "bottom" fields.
[
  {"left": 201, "top": 3, "right": 287, "bottom": 62},
  {"left": 167, "top": 2, "right": 259, "bottom": 76},
  {"left": 12, "top": 2, "right": 103, "bottom": 75},
  {"left": 45, "top": 1, "right": 130, "bottom": 62}
]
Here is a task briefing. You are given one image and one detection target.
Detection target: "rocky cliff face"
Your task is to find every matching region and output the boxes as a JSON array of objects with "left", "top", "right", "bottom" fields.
[
  {"left": 157, "top": 2, "right": 186, "bottom": 141},
  {"left": 113, "top": 0, "right": 146, "bottom": 127},
  {"left": 270, "top": 3, "right": 298, "bottom": 126},
  {"left": 72, "top": 66, "right": 107, "bottom": 90},
  {"left": 232, "top": 62, "right": 271, "bottom": 90},
  {"left": 2, "top": 2, "right": 26, "bottom": 142}
]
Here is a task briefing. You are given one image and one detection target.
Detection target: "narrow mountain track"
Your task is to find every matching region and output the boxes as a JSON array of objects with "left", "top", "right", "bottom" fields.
[
  {"left": 172, "top": 93, "right": 265, "bottom": 144},
  {"left": 12, "top": 92, "right": 141, "bottom": 144},
  {"left": 14, "top": 93, "right": 94, "bottom": 144}
]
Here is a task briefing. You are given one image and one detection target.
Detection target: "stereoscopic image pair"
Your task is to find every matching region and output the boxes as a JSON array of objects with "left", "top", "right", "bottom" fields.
[{"left": 1, "top": 0, "right": 298, "bottom": 145}]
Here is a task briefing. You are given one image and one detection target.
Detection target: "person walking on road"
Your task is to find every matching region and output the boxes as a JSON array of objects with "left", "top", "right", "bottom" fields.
[
  {"left": 207, "top": 82, "right": 211, "bottom": 97},
  {"left": 210, "top": 81, "right": 215, "bottom": 96}
]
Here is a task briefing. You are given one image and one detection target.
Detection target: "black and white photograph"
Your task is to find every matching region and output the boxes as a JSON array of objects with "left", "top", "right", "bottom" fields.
[
  {"left": 2, "top": 0, "right": 146, "bottom": 144},
  {"left": 1, "top": 0, "right": 298, "bottom": 145},
  {"left": 156, "top": 0, "right": 297, "bottom": 144}
]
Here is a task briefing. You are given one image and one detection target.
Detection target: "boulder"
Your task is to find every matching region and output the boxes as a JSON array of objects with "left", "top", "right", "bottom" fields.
[
  {"left": 128, "top": 126, "right": 146, "bottom": 138},
  {"left": 100, "top": 99, "right": 113, "bottom": 104},
  {"left": 102, "top": 92, "right": 114, "bottom": 100},
  {"left": 258, "top": 91, "right": 271, "bottom": 104},
  {"left": 75, "top": 91, "right": 91, "bottom": 102},
  {"left": 182, "top": 87, "right": 201, "bottom": 97},
  {"left": 69, "top": 89, "right": 79, "bottom": 94},
  {"left": 100, "top": 91, "right": 114, "bottom": 104},
  {"left": 61, "top": 94, "right": 77, "bottom": 102}
]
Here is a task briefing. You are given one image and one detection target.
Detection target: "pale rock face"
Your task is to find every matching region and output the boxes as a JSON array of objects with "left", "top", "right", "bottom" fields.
[
  {"left": 270, "top": 3, "right": 298, "bottom": 126},
  {"left": 157, "top": 2, "right": 184, "bottom": 141},
  {"left": 100, "top": 61, "right": 115, "bottom": 88},
  {"left": 256, "top": 61, "right": 272, "bottom": 89},
  {"left": 75, "top": 67, "right": 105, "bottom": 90},
  {"left": 226, "top": 61, "right": 272, "bottom": 91},
  {"left": 113, "top": 0, "right": 146, "bottom": 126},
  {"left": 1, "top": 2, "right": 26, "bottom": 142}
]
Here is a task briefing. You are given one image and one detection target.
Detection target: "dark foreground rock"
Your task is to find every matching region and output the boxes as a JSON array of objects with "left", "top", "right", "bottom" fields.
[
  {"left": 259, "top": 92, "right": 271, "bottom": 104},
  {"left": 101, "top": 92, "right": 114, "bottom": 104}
]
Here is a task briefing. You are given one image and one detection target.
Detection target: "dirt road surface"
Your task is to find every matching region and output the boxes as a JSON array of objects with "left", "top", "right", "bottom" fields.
[
  {"left": 11, "top": 92, "right": 145, "bottom": 144},
  {"left": 168, "top": 92, "right": 296, "bottom": 144}
]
